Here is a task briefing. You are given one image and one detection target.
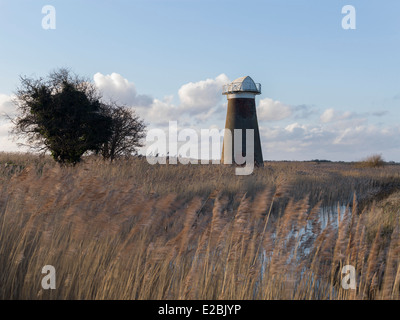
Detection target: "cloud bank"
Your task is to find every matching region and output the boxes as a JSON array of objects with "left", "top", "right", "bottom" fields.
[
  {"left": 0, "top": 72, "right": 399, "bottom": 162},
  {"left": 95, "top": 73, "right": 230, "bottom": 126}
]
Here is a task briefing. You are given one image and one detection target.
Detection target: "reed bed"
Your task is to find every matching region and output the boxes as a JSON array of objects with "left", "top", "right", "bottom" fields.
[{"left": 0, "top": 153, "right": 399, "bottom": 299}]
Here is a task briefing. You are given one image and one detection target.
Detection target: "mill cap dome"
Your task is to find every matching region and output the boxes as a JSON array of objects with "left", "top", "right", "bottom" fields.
[{"left": 222, "top": 76, "right": 261, "bottom": 95}]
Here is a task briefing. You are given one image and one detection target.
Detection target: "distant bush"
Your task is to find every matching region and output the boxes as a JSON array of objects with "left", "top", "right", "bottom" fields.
[
  {"left": 310, "top": 159, "right": 332, "bottom": 163},
  {"left": 357, "top": 154, "right": 385, "bottom": 168}
]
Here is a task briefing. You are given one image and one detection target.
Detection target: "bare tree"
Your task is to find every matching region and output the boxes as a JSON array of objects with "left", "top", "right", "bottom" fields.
[{"left": 100, "top": 103, "right": 146, "bottom": 161}]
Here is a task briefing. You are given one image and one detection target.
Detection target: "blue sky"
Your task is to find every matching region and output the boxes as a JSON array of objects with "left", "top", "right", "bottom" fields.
[{"left": 1, "top": 0, "right": 400, "bottom": 161}]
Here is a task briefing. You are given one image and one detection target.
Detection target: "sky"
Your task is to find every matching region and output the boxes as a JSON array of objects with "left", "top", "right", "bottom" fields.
[{"left": 0, "top": 0, "right": 399, "bottom": 161}]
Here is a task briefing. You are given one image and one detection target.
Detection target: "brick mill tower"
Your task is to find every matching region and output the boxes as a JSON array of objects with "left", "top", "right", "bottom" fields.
[{"left": 221, "top": 76, "right": 264, "bottom": 166}]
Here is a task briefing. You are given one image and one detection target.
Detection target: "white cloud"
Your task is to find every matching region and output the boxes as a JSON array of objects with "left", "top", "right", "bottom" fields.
[
  {"left": 140, "top": 97, "right": 181, "bottom": 126},
  {"left": 0, "top": 94, "right": 16, "bottom": 117},
  {"left": 257, "top": 98, "right": 292, "bottom": 121},
  {"left": 178, "top": 74, "right": 229, "bottom": 113},
  {"left": 93, "top": 72, "right": 153, "bottom": 106},
  {"left": 285, "top": 122, "right": 306, "bottom": 134},
  {"left": 320, "top": 108, "right": 354, "bottom": 123},
  {"left": 0, "top": 95, "right": 20, "bottom": 152},
  {"left": 320, "top": 108, "right": 335, "bottom": 123},
  {"left": 0, "top": 121, "right": 21, "bottom": 152},
  {"left": 257, "top": 99, "right": 316, "bottom": 122}
]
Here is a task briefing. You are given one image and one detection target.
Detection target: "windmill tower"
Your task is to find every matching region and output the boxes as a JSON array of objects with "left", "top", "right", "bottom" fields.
[{"left": 221, "top": 76, "right": 264, "bottom": 166}]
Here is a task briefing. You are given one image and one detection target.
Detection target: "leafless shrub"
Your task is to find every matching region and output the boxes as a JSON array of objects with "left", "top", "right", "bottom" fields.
[{"left": 356, "top": 154, "right": 386, "bottom": 168}]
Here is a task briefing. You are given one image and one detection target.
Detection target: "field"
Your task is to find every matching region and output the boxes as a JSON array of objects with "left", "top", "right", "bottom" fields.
[{"left": 0, "top": 152, "right": 399, "bottom": 299}]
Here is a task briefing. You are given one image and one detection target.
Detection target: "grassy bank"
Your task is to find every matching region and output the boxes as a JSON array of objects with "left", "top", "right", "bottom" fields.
[{"left": 0, "top": 153, "right": 399, "bottom": 299}]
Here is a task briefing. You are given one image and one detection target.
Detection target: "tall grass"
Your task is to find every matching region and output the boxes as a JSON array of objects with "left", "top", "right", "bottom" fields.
[{"left": 0, "top": 153, "right": 399, "bottom": 299}]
